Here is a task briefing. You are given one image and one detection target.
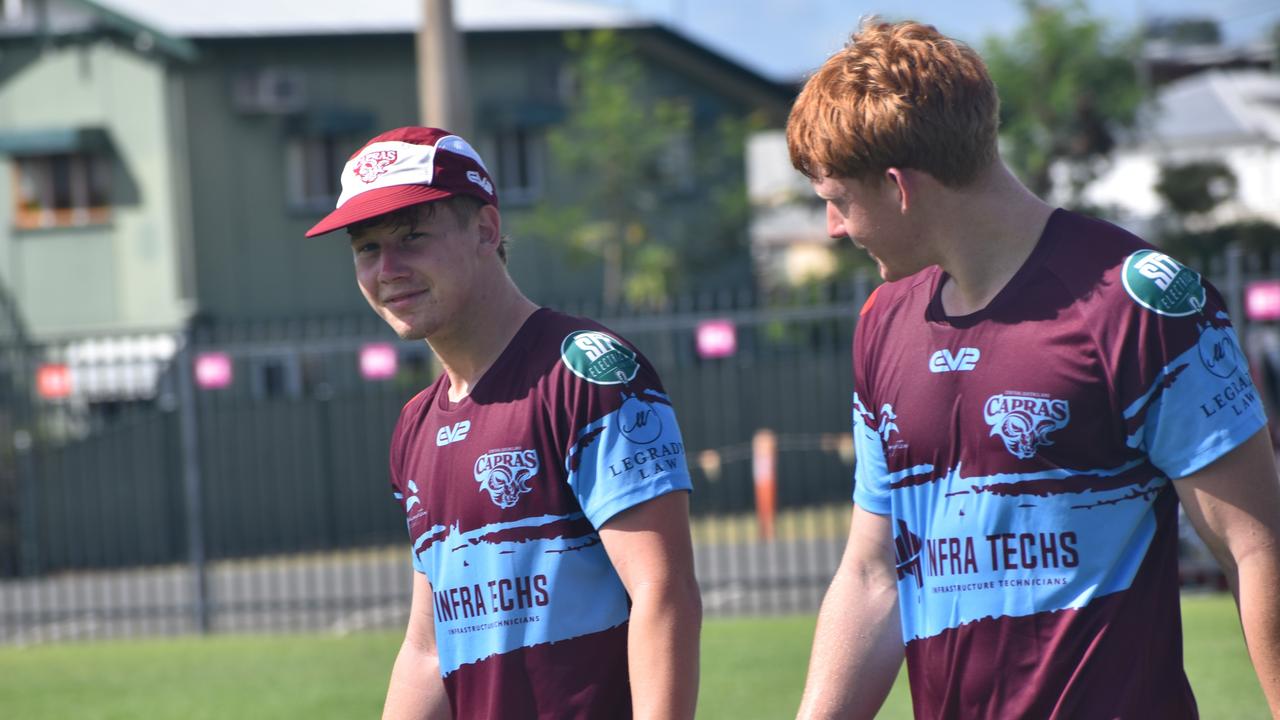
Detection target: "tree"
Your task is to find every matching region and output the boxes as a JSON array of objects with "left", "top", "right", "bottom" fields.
[
  {"left": 1154, "top": 161, "right": 1280, "bottom": 269},
  {"left": 1155, "top": 160, "right": 1237, "bottom": 219},
  {"left": 983, "top": 0, "right": 1143, "bottom": 201},
  {"left": 528, "top": 30, "right": 758, "bottom": 307}
]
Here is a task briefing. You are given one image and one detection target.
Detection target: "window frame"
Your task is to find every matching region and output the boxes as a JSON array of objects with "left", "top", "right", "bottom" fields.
[{"left": 11, "top": 152, "right": 112, "bottom": 230}]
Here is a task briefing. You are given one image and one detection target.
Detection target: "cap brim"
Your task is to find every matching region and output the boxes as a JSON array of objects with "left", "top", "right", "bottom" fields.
[{"left": 304, "top": 184, "right": 458, "bottom": 237}]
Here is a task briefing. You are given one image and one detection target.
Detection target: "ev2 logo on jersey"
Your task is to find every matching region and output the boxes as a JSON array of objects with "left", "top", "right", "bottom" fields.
[
  {"left": 436, "top": 420, "right": 471, "bottom": 446},
  {"left": 929, "top": 347, "right": 981, "bottom": 373}
]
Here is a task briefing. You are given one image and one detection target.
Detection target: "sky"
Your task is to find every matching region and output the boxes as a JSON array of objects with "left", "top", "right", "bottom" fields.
[{"left": 594, "top": 0, "right": 1280, "bottom": 81}]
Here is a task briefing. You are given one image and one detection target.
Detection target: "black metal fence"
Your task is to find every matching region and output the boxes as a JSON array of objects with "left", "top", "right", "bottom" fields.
[
  {"left": 0, "top": 280, "right": 874, "bottom": 643},
  {"left": 3, "top": 247, "right": 1277, "bottom": 645}
]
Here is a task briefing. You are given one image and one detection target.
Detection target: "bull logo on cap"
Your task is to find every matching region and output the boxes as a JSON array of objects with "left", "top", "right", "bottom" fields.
[{"left": 353, "top": 149, "right": 398, "bottom": 184}]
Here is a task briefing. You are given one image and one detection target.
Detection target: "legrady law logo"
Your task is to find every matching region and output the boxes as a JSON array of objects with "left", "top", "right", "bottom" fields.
[
  {"left": 618, "top": 395, "right": 663, "bottom": 444},
  {"left": 353, "top": 149, "right": 398, "bottom": 183},
  {"left": 1197, "top": 322, "right": 1239, "bottom": 379},
  {"left": 984, "top": 393, "right": 1069, "bottom": 460},
  {"left": 1122, "top": 250, "right": 1205, "bottom": 317},
  {"left": 560, "top": 330, "right": 640, "bottom": 385},
  {"left": 473, "top": 448, "right": 540, "bottom": 509}
]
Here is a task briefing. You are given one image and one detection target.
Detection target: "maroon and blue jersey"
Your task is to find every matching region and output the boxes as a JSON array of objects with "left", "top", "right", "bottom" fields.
[
  {"left": 389, "top": 308, "right": 691, "bottom": 719},
  {"left": 851, "top": 210, "right": 1266, "bottom": 718}
]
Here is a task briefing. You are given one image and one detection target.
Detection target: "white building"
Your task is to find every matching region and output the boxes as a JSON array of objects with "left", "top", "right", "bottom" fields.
[{"left": 1083, "top": 70, "right": 1280, "bottom": 234}]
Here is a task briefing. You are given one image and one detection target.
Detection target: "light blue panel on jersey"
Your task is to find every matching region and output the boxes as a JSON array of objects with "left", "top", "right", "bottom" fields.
[
  {"left": 892, "top": 459, "right": 1159, "bottom": 642},
  {"left": 566, "top": 390, "right": 692, "bottom": 527},
  {"left": 1124, "top": 317, "right": 1266, "bottom": 478},
  {"left": 852, "top": 392, "right": 894, "bottom": 513},
  {"left": 417, "top": 513, "right": 630, "bottom": 676}
]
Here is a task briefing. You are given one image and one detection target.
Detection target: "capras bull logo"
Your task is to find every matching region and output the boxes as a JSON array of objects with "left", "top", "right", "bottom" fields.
[
  {"left": 473, "top": 449, "right": 540, "bottom": 509},
  {"left": 354, "top": 149, "right": 398, "bottom": 183},
  {"left": 984, "top": 393, "right": 1070, "bottom": 460}
]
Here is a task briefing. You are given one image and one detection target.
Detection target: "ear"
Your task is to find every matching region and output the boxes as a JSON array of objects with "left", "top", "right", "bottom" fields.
[
  {"left": 884, "top": 168, "right": 913, "bottom": 213},
  {"left": 474, "top": 204, "right": 502, "bottom": 255}
]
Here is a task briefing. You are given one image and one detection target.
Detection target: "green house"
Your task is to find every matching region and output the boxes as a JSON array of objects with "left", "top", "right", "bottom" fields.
[{"left": 0, "top": 0, "right": 793, "bottom": 339}]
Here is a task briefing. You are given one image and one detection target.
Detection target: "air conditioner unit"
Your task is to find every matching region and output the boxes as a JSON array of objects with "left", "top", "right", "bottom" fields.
[{"left": 232, "top": 68, "right": 307, "bottom": 115}]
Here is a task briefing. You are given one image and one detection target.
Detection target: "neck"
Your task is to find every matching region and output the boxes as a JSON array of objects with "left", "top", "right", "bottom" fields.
[
  {"left": 932, "top": 163, "right": 1056, "bottom": 316},
  {"left": 428, "top": 273, "right": 539, "bottom": 402}
]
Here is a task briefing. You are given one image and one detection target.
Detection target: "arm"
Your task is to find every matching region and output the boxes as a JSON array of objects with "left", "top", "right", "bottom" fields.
[
  {"left": 796, "top": 505, "right": 904, "bottom": 720},
  {"left": 383, "top": 572, "right": 451, "bottom": 720},
  {"left": 1174, "top": 427, "right": 1280, "bottom": 716},
  {"left": 598, "top": 490, "right": 702, "bottom": 720}
]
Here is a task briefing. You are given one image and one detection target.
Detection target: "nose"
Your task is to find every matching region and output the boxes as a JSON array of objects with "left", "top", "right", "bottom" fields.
[
  {"left": 826, "top": 202, "right": 848, "bottom": 239},
  {"left": 377, "top": 245, "right": 410, "bottom": 282}
]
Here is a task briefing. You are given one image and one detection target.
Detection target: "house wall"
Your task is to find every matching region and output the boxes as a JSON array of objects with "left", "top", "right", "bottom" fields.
[{"left": 0, "top": 38, "right": 185, "bottom": 337}]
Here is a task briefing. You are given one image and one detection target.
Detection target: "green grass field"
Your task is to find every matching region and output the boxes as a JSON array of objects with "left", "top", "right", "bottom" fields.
[{"left": 0, "top": 593, "right": 1264, "bottom": 719}]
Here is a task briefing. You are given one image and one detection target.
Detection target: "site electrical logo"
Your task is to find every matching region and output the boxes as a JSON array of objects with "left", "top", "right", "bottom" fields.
[
  {"left": 1122, "top": 250, "right": 1205, "bottom": 317},
  {"left": 560, "top": 331, "right": 640, "bottom": 385}
]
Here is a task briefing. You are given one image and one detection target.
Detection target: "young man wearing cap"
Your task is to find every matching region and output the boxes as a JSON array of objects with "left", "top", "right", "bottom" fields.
[
  {"left": 306, "top": 126, "right": 701, "bottom": 720},
  {"left": 787, "top": 20, "right": 1280, "bottom": 719}
]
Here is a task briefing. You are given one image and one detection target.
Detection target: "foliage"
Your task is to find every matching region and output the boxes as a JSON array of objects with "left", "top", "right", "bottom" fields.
[
  {"left": 1161, "top": 221, "right": 1280, "bottom": 272},
  {"left": 983, "top": 0, "right": 1143, "bottom": 201},
  {"left": 528, "top": 30, "right": 760, "bottom": 307},
  {"left": 1155, "top": 160, "right": 1237, "bottom": 218}
]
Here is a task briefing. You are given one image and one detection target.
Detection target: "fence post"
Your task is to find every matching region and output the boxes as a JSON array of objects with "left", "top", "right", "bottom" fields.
[
  {"left": 1226, "top": 243, "right": 1246, "bottom": 344},
  {"left": 752, "top": 428, "right": 777, "bottom": 541},
  {"left": 175, "top": 330, "right": 210, "bottom": 633}
]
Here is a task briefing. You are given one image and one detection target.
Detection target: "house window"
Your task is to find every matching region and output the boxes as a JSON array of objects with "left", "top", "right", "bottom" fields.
[
  {"left": 487, "top": 128, "right": 544, "bottom": 205},
  {"left": 1, "top": 0, "right": 25, "bottom": 24},
  {"left": 656, "top": 129, "right": 696, "bottom": 193},
  {"left": 12, "top": 153, "right": 111, "bottom": 229},
  {"left": 286, "top": 134, "right": 351, "bottom": 211}
]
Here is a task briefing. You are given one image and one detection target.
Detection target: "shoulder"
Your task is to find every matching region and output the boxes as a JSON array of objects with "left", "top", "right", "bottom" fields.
[
  {"left": 1039, "top": 210, "right": 1194, "bottom": 313},
  {"left": 538, "top": 309, "right": 654, "bottom": 386},
  {"left": 391, "top": 377, "right": 445, "bottom": 447},
  {"left": 858, "top": 268, "right": 937, "bottom": 334}
]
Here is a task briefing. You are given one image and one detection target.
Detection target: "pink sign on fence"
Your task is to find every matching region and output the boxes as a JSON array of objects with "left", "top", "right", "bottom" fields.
[
  {"left": 696, "top": 319, "right": 737, "bottom": 359},
  {"left": 194, "top": 352, "right": 233, "bottom": 390},
  {"left": 360, "top": 343, "right": 398, "bottom": 380},
  {"left": 1246, "top": 280, "right": 1280, "bottom": 321}
]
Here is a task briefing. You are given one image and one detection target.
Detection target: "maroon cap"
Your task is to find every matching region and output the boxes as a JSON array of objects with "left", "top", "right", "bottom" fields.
[{"left": 305, "top": 126, "right": 498, "bottom": 237}]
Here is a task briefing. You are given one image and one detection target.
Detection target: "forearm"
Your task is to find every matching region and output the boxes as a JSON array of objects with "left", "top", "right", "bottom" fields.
[
  {"left": 626, "top": 577, "right": 703, "bottom": 720},
  {"left": 1233, "top": 550, "right": 1280, "bottom": 716},
  {"left": 796, "top": 563, "right": 903, "bottom": 720},
  {"left": 383, "top": 641, "right": 451, "bottom": 720}
]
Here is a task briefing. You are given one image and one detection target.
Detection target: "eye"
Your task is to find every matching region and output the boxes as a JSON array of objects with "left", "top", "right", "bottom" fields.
[{"left": 353, "top": 241, "right": 378, "bottom": 256}]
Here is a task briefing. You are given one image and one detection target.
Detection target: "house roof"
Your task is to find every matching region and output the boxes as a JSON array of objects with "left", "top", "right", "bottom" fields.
[
  {"left": 1149, "top": 69, "right": 1280, "bottom": 146},
  {"left": 92, "top": 0, "right": 648, "bottom": 38}
]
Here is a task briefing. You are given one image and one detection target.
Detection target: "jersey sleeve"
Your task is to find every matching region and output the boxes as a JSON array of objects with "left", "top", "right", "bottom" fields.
[
  {"left": 558, "top": 328, "right": 692, "bottom": 528},
  {"left": 851, "top": 323, "right": 892, "bottom": 515},
  {"left": 1113, "top": 250, "right": 1267, "bottom": 478},
  {"left": 389, "top": 391, "right": 430, "bottom": 575}
]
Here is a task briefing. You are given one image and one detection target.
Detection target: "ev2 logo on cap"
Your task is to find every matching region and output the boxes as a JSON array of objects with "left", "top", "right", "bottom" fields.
[
  {"left": 929, "top": 347, "right": 980, "bottom": 373},
  {"left": 466, "top": 170, "right": 494, "bottom": 195},
  {"left": 436, "top": 420, "right": 471, "bottom": 446}
]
